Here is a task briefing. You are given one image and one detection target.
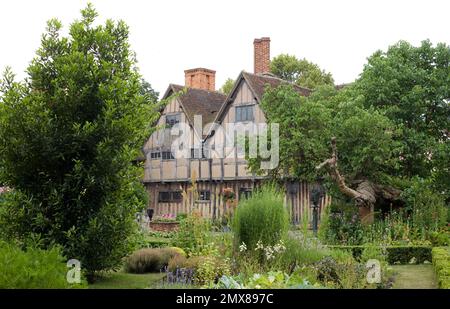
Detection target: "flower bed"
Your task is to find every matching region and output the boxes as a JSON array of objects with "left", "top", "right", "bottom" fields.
[{"left": 149, "top": 214, "right": 180, "bottom": 232}]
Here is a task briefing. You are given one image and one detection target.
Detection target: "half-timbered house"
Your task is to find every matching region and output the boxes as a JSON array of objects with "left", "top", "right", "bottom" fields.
[{"left": 143, "top": 38, "right": 331, "bottom": 223}]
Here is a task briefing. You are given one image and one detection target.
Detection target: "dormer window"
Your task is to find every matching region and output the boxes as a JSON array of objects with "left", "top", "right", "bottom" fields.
[
  {"left": 166, "top": 114, "right": 181, "bottom": 128},
  {"left": 235, "top": 105, "right": 254, "bottom": 122}
]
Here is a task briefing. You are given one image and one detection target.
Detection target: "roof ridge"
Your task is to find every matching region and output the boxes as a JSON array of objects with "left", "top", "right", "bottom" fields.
[{"left": 242, "top": 71, "right": 312, "bottom": 92}]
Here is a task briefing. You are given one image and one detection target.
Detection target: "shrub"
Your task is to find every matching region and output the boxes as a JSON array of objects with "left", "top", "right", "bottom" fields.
[
  {"left": 327, "top": 245, "right": 432, "bottom": 264},
  {"left": 124, "top": 247, "right": 181, "bottom": 273},
  {"left": 0, "top": 5, "right": 152, "bottom": 281},
  {"left": 280, "top": 235, "right": 329, "bottom": 271},
  {"left": 315, "top": 255, "right": 366, "bottom": 289},
  {"left": 403, "top": 178, "right": 447, "bottom": 233},
  {"left": 429, "top": 229, "right": 450, "bottom": 247},
  {"left": 321, "top": 201, "right": 364, "bottom": 245},
  {"left": 232, "top": 185, "right": 289, "bottom": 251},
  {"left": 0, "top": 241, "right": 86, "bottom": 288},
  {"left": 432, "top": 247, "right": 450, "bottom": 289},
  {"left": 172, "top": 212, "right": 211, "bottom": 255},
  {"left": 176, "top": 213, "right": 188, "bottom": 221},
  {"left": 167, "top": 254, "right": 188, "bottom": 272}
]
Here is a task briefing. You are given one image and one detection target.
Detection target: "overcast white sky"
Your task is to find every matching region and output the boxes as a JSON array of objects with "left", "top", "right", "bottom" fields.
[{"left": 1, "top": 0, "right": 449, "bottom": 96}]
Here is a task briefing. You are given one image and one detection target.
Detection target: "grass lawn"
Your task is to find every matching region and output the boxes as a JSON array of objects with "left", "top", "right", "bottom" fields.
[
  {"left": 89, "top": 271, "right": 166, "bottom": 289},
  {"left": 391, "top": 264, "right": 438, "bottom": 289}
]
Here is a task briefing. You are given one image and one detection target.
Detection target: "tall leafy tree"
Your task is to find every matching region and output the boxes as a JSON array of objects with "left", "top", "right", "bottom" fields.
[
  {"left": 219, "top": 78, "right": 235, "bottom": 95},
  {"left": 248, "top": 84, "right": 402, "bottom": 222},
  {"left": 356, "top": 40, "right": 450, "bottom": 197},
  {"left": 270, "top": 54, "right": 334, "bottom": 89},
  {"left": 0, "top": 5, "right": 159, "bottom": 280},
  {"left": 140, "top": 78, "right": 159, "bottom": 103}
]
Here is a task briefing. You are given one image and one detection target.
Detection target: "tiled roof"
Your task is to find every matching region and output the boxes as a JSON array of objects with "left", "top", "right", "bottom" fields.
[
  {"left": 242, "top": 71, "right": 312, "bottom": 101},
  {"left": 164, "top": 84, "right": 226, "bottom": 126}
]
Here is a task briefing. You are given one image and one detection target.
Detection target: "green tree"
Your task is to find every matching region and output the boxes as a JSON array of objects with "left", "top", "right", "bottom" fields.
[
  {"left": 270, "top": 54, "right": 334, "bottom": 89},
  {"left": 219, "top": 78, "right": 235, "bottom": 95},
  {"left": 248, "top": 84, "right": 402, "bottom": 220},
  {"left": 140, "top": 78, "right": 159, "bottom": 103},
  {"left": 356, "top": 40, "right": 450, "bottom": 197},
  {"left": 0, "top": 4, "right": 159, "bottom": 280}
]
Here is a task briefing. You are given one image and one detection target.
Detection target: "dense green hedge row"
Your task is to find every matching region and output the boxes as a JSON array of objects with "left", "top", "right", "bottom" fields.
[
  {"left": 432, "top": 247, "right": 450, "bottom": 289},
  {"left": 0, "top": 241, "right": 86, "bottom": 288},
  {"left": 327, "top": 245, "right": 432, "bottom": 264}
]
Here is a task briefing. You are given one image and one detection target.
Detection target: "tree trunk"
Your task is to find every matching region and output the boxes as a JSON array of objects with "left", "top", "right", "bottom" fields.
[{"left": 316, "top": 137, "right": 401, "bottom": 224}]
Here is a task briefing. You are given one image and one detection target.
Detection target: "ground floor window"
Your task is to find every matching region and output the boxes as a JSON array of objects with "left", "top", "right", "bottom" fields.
[
  {"left": 158, "top": 191, "right": 182, "bottom": 202},
  {"left": 239, "top": 187, "right": 253, "bottom": 200},
  {"left": 198, "top": 190, "right": 211, "bottom": 201}
]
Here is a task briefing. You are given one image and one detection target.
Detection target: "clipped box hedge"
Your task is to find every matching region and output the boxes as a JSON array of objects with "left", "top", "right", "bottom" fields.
[
  {"left": 327, "top": 245, "right": 432, "bottom": 264},
  {"left": 431, "top": 247, "right": 450, "bottom": 289}
]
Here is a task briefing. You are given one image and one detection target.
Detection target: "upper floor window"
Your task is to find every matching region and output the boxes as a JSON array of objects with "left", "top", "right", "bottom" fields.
[
  {"left": 166, "top": 114, "right": 181, "bottom": 128},
  {"left": 161, "top": 151, "right": 174, "bottom": 160},
  {"left": 150, "top": 150, "right": 161, "bottom": 159},
  {"left": 235, "top": 105, "right": 254, "bottom": 122}
]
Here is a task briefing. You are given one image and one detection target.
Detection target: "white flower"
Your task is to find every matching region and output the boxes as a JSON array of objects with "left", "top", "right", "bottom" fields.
[
  {"left": 255, "top": 240, "right": 264, "bottom": 251},
  {"left": 264, "top": 246, "right": 274, "bottom": 260},
  {"left": 239, "top": 242, "right": 247, "bottom": 252}
]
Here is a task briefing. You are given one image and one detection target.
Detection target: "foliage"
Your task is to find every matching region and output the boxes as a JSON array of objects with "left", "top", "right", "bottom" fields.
[
  {"left": 328, "top": 245, "right": 432, "bottom": 264},
  {"left": 139, "top": 78, "right": 159, "bottom": 103},
  {"left": 0, "top": 241, "right": 86, "bottom": 288},
  {"left": 356, "top": 40, "right": 450, "bottom": 196},
  {"left": 219, "top": 78, "right": 235, "bottom": 95},
  {"left": 215, "top": 271, "right": 316, "bottom": 289},
  {"left": 321, "top": 201, "right": 364, "bottom": 245},
  {"left": 250, "top": 84, "right": 399, "bottom": 185},
  {"left": 165, "top": 244, "right": 231, "bottom": 287},
  {"left": 232, "top": 185, "right": 289, "bottom": 251},
  {"left": 314, "top": 256, "right": 367, "bottom": 289},
  {"left": 172, "top": 212, "right": 211, "bottom": 255},
  {"left": 270, "top": 54, "right": 334, "bottom": 89},
  {"left": 124, "top": 247, "right": 181, "bottom": 273},
  {"left": 431, "top": 247, "right": 450, "bottom": 289},
  {"left": 321, "top": 188, "right": 447, "bottom": 246},
  {"left": 0, "top": 4, "right": 160, "bottom": 280},
  {"left": 429, "top": 229, "right": 450, "bottom": 247},
  {"left": 402, "top": 178, "right": 447, "bottom": 233},
  {"left": 280, "top": 232, "right": 329, "bottom": 271}
]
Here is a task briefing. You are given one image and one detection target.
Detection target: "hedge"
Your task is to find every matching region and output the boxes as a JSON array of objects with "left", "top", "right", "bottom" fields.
[
  {"left": 432, "top": 247, "right": 450, "bottom": 289},
  {"left": 327, "top": 245, "right": 432, "bottom": 264}
]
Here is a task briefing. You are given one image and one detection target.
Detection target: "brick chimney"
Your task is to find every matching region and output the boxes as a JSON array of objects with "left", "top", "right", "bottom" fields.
[
  {"left": 184, "top": 68, "right": 216, "bottom": 91},
  {"left": 254, "top": 37, "right": 271, "bottom": 74}
]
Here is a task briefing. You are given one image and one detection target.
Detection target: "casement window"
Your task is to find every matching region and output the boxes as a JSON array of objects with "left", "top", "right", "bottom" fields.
[
  {"left": 235, "top": 105, "right": 254, "bottom": 122},
  {"left": 190, "top": 148, "right": 209, "bottom": 159},
  {"left": 158, "top": 191, "right": 183, "bottom": 202},
  {"left": 191, "top": 148, "right": 201, "bottom": 159},
  {"left": 198, "top": 190, "right": 211, "bottom": 201},
  {"left": 161, "top": 151, "right": 174, "bottom": 160},
  {"left": 150, "top": 151, "right": 161, "bottom": 159},
  {"left": 165, "top": 114, "right": 181, "bottom": 128},
  {"left": 239, "top": 188, "right": 253, "bottom": 200}
]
